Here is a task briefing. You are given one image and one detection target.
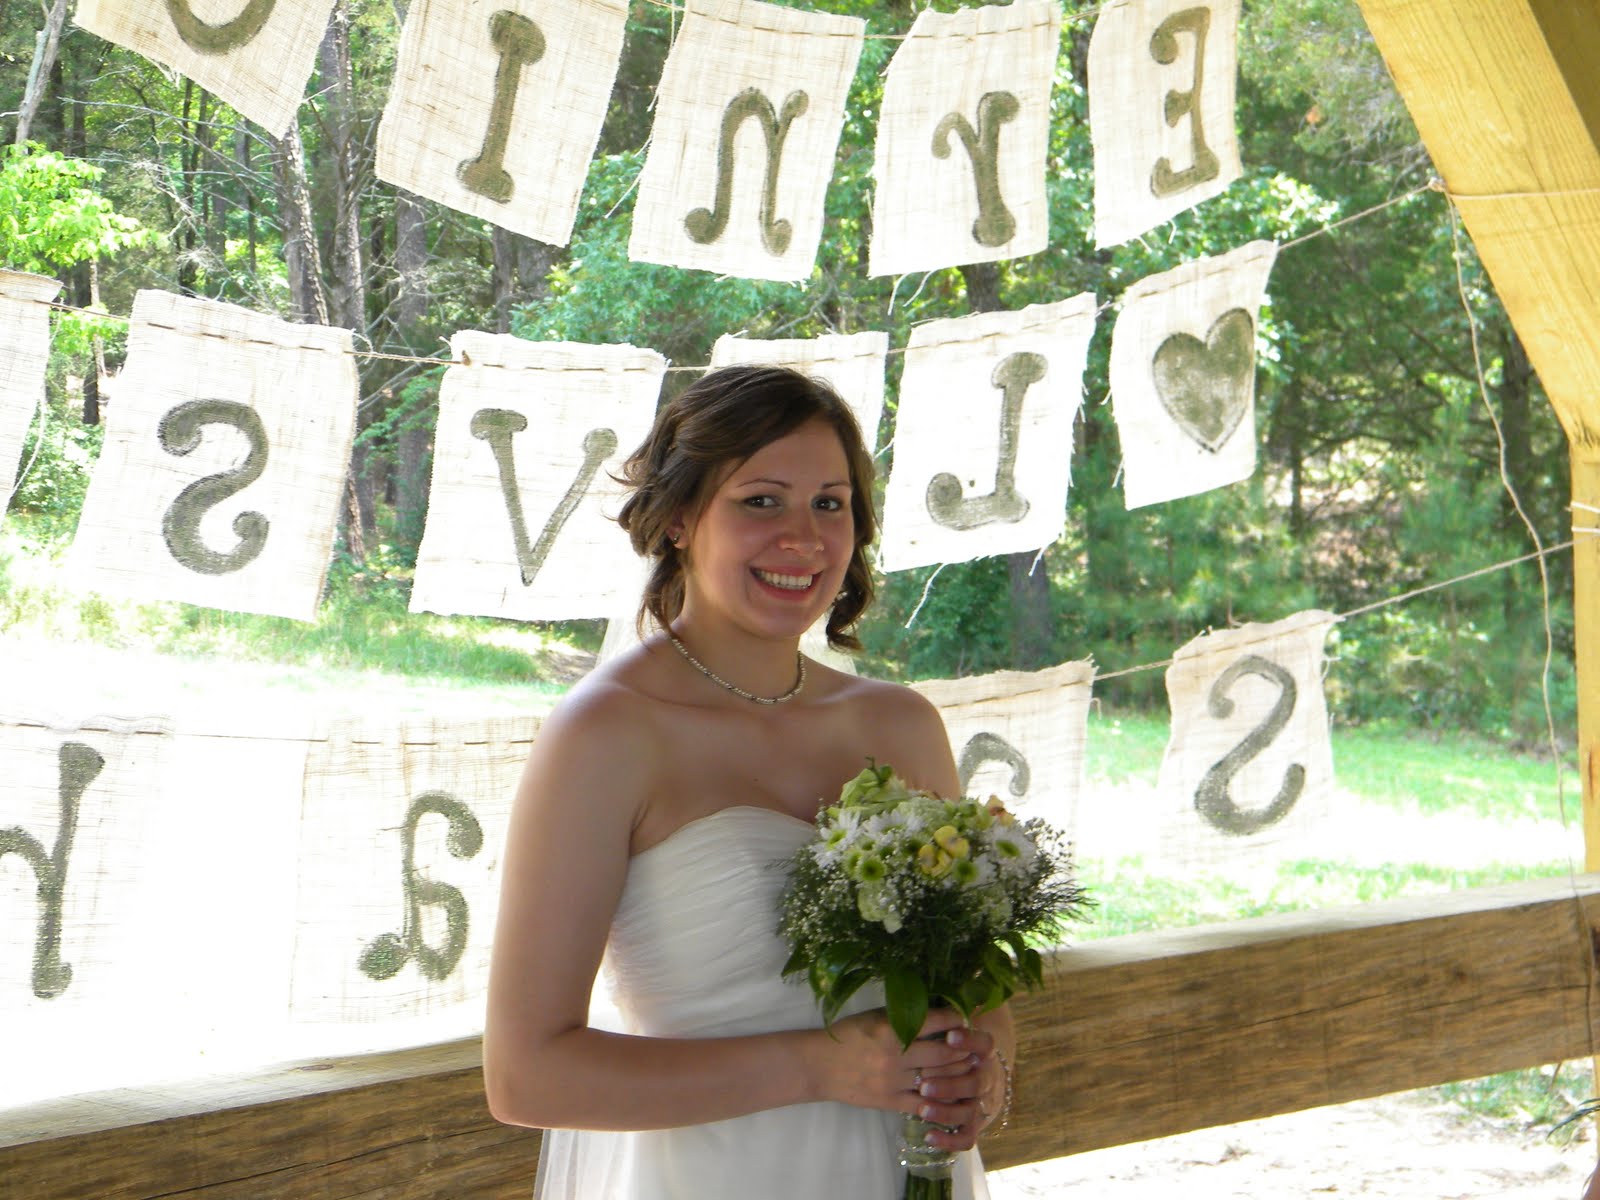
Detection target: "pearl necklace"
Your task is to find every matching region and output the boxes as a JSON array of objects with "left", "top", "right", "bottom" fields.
[{"left": 668, "top": 634, "right": 806, "bottom": 706}]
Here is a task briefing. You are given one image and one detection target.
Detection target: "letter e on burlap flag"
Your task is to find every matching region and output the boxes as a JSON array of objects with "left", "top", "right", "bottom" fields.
[
  {"left": 628, "top": 0, "right": 863, "bottom": 281},
  {"left": 1089, "top": 0, "right": 1242, "bottom": 247},
  {"left": 0, "top": 270, "right": 60, "bottom": 507},
  {"left": 869, "top": 0, "right": 1059, "bottom": 277},
  {"left": 67, "top": 291, "right": 357, "bottom": 620},
  {"left": 376, "top": 0, "right": 627, "bottom": 245},
  {"left": 75, "top": 0, "right": 336, "bottom": 136},
  {"left": 1156, "top": 610, "right": 1336, "bottom": 871},
  {"left": 1110, "top": 239, "right": 1276, "bottom": 509},
  {"left": 410, "top": 332, "right": 664, "bottom": 620},
  {"left": 291, "top": 715, "right": 530, "bottom": 1022},
  {"left": 879, "top": 294, "right": 1095, "bottom": 572},
  {"left": 914, "top": 661, "right": 1094, "bottom": 837}
]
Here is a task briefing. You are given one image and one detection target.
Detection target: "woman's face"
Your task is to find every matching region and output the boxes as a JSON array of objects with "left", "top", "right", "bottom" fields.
[{"left": 677, "top": 419, "right": 856, "bottom": 642}]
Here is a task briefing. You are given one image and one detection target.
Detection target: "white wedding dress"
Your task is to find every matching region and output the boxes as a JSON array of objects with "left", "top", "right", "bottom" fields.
[{"left": 534, "top": 805, "right": 990, "bottom": 1200}]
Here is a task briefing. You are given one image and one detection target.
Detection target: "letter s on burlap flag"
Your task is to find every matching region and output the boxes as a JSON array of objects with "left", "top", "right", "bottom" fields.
[
  {"left": 1155, "top": 610, "right": 1336, "bottom": 872},
  {"left": 628, "top": 0, "right": 864, "bottom": 282},
  {"left": 66, "top": 291, "right": 357, "bottom": 621},
  {"left": 409, "top": 332, "right": 664, "bottom": 621},
  {"left": 0, "top": 270, "right": 60, "bottom": 508},
  {"left": 376, "top": 0, "right": 627, "bottom": 246},
  {"left": 869, "top": 0, "right": 1059, "bottom": 278},
  {"left": 878, "top": 293, "right": 1096, "bottom": 572},
  {"left": 75, "top": 0, "right": 335, "bottom": 136},
  {"left": 1109, "top": 239, "right": 1277, "bottom": 509},
  {"left": 1089, "top": 0, "right": 1242, "bottom": 247}
]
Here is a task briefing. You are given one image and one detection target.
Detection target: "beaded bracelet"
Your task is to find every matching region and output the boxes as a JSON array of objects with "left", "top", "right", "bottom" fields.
[{"left": 990, "top": 1047, "right": 1015, "bottom": 1130}]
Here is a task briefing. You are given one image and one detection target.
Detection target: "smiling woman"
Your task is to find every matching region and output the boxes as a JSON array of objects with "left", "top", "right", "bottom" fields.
[{"left": 481, "top": 365, "right": 1015, "bottom": 1200}]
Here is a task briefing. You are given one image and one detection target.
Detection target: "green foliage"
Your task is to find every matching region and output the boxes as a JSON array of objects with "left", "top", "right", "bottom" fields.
[{"left": 0, "top": 143, "right": 149, "bottom": 273}]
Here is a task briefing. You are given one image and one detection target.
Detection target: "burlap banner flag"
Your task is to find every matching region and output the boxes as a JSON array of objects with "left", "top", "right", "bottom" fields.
[
  {"left": 869, "top": 0, "right": 1059, "bottom": 278},
  {"left": 628, "top": 0, "right": 864, "bottom": 281},
  {"left": 0, "top": 270, "right": 60, "bottom": 505},
  {"left": 410, "top": 332, "right": 664, "bottom": 620},
  {"left": 291, "top": 715, "right": 532, "bottom": 1023},
  {"left": 1156, "top": 609, "right": 1336, "bottom": 870},
  {"left": 913, "top": 660, "right": 1095, "bottom": 837},
  {"left": 1, "top": 715, "right": 169, "bottom": 1097},
  {"left": 1089, "top": 0, "right": 1243, "bottom": 248},
  {"left": 878, "top": 293, "right": 1096, "bottom": 572},
  {"left": 710, "top": 330, "right": 889, "bottom": 451},
  {"left": 75, "top": 0, "right": 335, "bottom": 136},
  {"left": 67, "top": 292, "right": 357, "bottom": 620},
  {"left": 1109, "top": 239, "right": 1277, "bottom": 509},
  {"left": 376, "top": 0, "right": 627, "bottom": 246}
]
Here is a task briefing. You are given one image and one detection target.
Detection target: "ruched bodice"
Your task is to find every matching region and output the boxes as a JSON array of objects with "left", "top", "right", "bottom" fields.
[{"left": 534, "top": 806, "right": 989, "bottom": 1200}]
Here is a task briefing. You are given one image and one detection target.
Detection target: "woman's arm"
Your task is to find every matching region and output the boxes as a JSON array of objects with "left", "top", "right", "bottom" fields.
[{"left": 482, "top": 682, "right": 977, "bottom": 1132}]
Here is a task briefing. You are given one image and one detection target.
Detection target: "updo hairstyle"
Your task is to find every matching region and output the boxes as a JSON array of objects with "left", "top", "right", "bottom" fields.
[{"left": 615, "top": 364, "right": 877, "bottom": 651}]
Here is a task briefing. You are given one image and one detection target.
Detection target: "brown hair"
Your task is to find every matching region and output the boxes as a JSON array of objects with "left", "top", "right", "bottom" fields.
[{"left": 615, "top": 364, "right": 877, "bottom": 651}]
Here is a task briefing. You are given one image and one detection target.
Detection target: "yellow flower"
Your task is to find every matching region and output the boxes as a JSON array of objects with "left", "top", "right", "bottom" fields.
[
  {"left": 986, "top": 797, "right": 1015, "bottom": 827},
  {"left": 916, "top": 843, "right": 953, "bottom": 877},
  {"left": 933, "top": 825, "right": 970, "bottom": 859}
]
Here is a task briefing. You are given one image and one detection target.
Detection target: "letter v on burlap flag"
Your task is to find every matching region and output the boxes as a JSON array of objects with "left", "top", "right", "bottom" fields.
[
  {"left": 1089, "top": 0, "right": 1243, "bottom": 247},
  {"left": 75, "top": 0, "right": 336, "bottom": 136},
  {"left": 1109, "top": 239, "right": 1277, "bottom": 509},
  {"left": 66, "top": 291, "right": 357, "bottom": 620},
  {"left": 628, "top": 0, "right": 863, "bottom": 281},
  {"left": 1155, "top": 610, "right": 1336, "bottom": 872},
  {"left": 376, "top": 0, "right": 627, "bottom": 246},
  {"left": 869, "top": 0, "right": 1059, "bottom": 278},
  {"left": 0, "top": 270, "right": 60, "bottom": 507},
  {"left": 410, "top": 331, "right": 664, "bottom": 620}
]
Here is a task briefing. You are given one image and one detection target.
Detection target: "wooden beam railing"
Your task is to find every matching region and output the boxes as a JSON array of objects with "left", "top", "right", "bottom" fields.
[{"left": 5, "top": 875, "right": 1598, "bottom": 1199}]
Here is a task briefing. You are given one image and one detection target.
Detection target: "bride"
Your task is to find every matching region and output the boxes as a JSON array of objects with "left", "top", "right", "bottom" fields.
[{"left": 484, "top": 365, "right": 1012, "bottom": 1198}]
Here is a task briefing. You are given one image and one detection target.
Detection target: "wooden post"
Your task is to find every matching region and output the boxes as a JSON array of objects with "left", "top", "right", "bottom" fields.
[{"left": 1578, "top": 455, "right": 1600, "bottom": 869}]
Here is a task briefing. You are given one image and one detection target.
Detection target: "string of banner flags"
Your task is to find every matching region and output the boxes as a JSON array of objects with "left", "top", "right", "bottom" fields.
[{"left": 1, "top": 0, "right": 1565, "bottom": 1108}]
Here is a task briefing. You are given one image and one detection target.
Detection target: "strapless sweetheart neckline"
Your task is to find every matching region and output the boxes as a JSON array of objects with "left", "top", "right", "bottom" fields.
[{"left": 633, "top": 803, "right": 816, "bottom": 860}]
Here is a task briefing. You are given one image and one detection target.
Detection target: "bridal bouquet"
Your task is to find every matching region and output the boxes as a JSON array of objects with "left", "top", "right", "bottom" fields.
[{"left": 777, "top": 763, "right": 1090, "bottom": 1200}]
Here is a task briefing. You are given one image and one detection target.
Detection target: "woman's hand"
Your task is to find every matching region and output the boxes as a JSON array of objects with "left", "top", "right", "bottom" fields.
[{"left": 812, "top": 1008, "right": 1000, "bottom": 1149}]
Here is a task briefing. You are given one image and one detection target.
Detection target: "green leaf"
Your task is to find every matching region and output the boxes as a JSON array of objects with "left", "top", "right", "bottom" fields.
[
  {"left": 780, "top": 947, "right": 809, "bottom": 979},
  {"left": 884, "top": 963, "right": 929, "bottom": 1050},
  {"left": 820, "top": 966, "right": 873, "bottom": 1026}
]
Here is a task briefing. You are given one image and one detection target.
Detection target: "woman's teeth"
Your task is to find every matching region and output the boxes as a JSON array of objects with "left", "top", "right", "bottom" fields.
[{"left": 755, "top": 569, "right": 814, "bottom": 590}]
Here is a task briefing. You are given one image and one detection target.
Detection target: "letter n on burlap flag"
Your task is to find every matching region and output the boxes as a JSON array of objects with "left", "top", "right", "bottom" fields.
[
  {"left": 1088, "top": 0, "right": 1242, "bottom": 247},
  {"left": 66, "top": 291, "right": 357, "bottom": 620},
  {"left": 410, "top": 332, "right": 664, "bottom": 620},
  {"left": 869, "top": 0, "right": 1059, "bottom": 277},
  {"left": 628, "top": 0, "right": 863, "bottom": 281},
  {"left": 376, "top": 0, "right": 627, "bottom": 245},
  {"left": 75, "top": 0, "right": 335, "bottom": 136}
]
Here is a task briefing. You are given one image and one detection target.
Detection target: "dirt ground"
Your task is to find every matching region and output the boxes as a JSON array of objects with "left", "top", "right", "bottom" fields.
[{"left": 987, "top": 1091, "right": 1593, "bottom": 1199}]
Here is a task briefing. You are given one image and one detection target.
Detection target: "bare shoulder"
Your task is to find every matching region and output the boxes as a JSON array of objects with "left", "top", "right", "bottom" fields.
[{"left": 825, "top": 670, "right": 958, "bottom": 796}]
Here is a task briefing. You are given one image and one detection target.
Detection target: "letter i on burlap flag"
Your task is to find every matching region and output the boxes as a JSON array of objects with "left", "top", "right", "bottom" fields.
[
  {"left": 75, "top": 0, "right": 336, "bottom": 136},
  {"left": 1089, "top": 0, "right": 1243, "bottom": 248},
  {"left": 878, "top": 294, "right": 1096, "bottom": 572},
  {"left": 376, "top": 0, "right": 627, "bottom": 245},
  {"left": 67, "top": 291, "right": 357, "bottom": 620},
  {"left": 869, "top": 0, "right": 1059, "bottom": 277},
  {"left": 1109, "top": 239, "right": 1277, "bottom": 509},
  {"left": 628, "top": 0, "right": 864, "bottom": 282},
  {"left": 0, "top": 270, "right": 60, "bottom": 508},
  {"left": 410, "top": 332, "right": 664, "bottom": 621}
]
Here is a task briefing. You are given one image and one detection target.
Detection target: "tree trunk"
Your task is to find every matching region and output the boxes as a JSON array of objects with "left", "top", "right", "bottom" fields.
[
  {"left": 491, "top": 226, "right": 557, "bottom": 334},
  {"left": 391, "top": 188, "right": 433, "bottom": 563},
  {"left": 318, "top": 3, "right": 366, "bottom": 334},
  {"left": 13, "top": 0, "right": 69, "bottom": 145},
  {"left": 957, "top": 260, "right": 1055, "bottom": 669},
  {"left": 267, "top": 124, "right": 329, "bottom": 325}
]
